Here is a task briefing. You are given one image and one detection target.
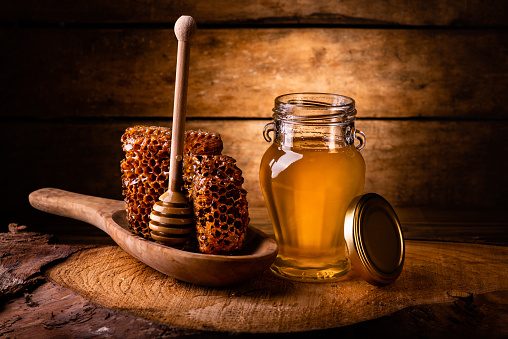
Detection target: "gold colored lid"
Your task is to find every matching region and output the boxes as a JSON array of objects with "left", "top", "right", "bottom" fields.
[{"left": 344, "top": 193, "right": 405, "bottom": 286}]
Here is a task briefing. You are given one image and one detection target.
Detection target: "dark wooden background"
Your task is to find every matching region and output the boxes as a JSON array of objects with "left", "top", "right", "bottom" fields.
[{"left": 1, "top": 1, "right": 507, "bottom": 235}]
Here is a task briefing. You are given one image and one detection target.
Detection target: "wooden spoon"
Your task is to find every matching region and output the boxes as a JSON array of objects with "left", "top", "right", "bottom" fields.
[
  {"left": 149, "top": 15, "right": 197, "bottom": 246},
  {"left": 29, "top": 188, "right": 278, "bottom": 287}
]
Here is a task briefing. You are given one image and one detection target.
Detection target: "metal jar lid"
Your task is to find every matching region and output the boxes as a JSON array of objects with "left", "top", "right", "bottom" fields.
[{"left": 344, "top": 193, "right": 405, "bottom": 286}]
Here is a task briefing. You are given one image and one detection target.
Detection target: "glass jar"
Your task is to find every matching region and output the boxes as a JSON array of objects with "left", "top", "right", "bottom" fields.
[{"left": 259, "top": 93, "right": 366, "bottom": 282}]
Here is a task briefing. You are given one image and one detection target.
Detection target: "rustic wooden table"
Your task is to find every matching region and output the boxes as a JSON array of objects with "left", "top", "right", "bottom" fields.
[{"left": 1, "top": 207, "right": 507, "bottom": 338}]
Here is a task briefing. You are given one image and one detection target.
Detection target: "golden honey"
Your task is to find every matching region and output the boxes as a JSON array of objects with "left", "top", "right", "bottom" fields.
[
  {"left": 260, "top": 93, "right": 366, "bottom": 282},
  {"left": 260, "top": 141, "right": 365, "bottom": 281}
]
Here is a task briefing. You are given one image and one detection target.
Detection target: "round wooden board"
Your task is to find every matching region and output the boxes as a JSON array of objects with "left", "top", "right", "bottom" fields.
[{"left": 46, "top": 241, "right": 508, "bottom": 333}]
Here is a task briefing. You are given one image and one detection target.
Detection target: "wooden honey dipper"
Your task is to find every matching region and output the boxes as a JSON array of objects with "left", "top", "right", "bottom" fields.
[{"left": 149, "top": 15, "right": 197, "bottom": 246}]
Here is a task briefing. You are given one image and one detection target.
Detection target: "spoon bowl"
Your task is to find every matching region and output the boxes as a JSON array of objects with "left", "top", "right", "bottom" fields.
[{"left": 29, "top": 188, "right": 278, "bottom": 287}]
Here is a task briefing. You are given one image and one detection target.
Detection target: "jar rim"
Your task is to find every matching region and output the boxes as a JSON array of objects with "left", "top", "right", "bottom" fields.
[{"left": 273, "top": 92, "right": 356, "bottom": 124}]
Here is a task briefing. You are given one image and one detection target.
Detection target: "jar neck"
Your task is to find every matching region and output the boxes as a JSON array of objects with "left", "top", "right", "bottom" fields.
[
  {"left": 272, "top": 93, "right": 357, "bottom": 149},
  {"left": 273, "top": 119, "right": 356, "bottom": 149}
]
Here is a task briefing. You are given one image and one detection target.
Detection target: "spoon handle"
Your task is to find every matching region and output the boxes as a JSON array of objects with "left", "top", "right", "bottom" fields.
[
  {"left": 29, "top": 187, "right": 124, "bottom": 233},
  {"left": 169, "top": 16, "right": 197, "bottom": 193}
]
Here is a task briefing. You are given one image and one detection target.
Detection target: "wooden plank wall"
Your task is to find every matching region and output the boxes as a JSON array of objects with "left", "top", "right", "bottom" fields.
[{"left": 1, "top": 1, "right": 507, "bottom": 230}]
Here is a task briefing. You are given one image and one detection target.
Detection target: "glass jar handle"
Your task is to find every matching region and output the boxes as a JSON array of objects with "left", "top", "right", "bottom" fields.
[
  {"left": 263, "top": 122, "right": 275, "bottom": 142},
  {"left": 354, "top": 129, "right": 366, "bottom": 151}
]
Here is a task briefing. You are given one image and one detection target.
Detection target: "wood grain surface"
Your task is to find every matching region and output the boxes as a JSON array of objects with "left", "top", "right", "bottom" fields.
[
  {"left": 1, "top": 226, "right": 507, "bottom": 337},
  {"left": 0, "top": 224, "right": 88, "bottom": 300},
  {"left": 2, "top": 28, "right": 506, "bottom": 119},
  {"left": 1, "top": 0, "right": 507, "bottom": 26},
  {"left": 45, "top": 240, "right": 508, "bottom": 333},
  {"left": 0, "top": 280, "right": 203, "bottom": 338},
  {"left": 2, "top": 276, "right": 507, "bottom": 338}
]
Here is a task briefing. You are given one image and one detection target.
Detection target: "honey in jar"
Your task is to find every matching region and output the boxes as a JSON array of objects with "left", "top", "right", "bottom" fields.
[{"left": 260, "top": 93, "right": 366, "bottom": 282}]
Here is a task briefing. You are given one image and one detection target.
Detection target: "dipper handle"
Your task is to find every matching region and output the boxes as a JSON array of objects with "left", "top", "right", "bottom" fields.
[{"left": 168, "top": 15, "right": 197, "bottom": 195}]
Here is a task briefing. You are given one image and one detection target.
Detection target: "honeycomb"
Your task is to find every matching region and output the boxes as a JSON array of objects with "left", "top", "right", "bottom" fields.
[
  {"left": 121, "top": 125, "right": 223, "bottom": 239},
  {"left": 185, "top": 155, "right": 250, "bottom": 254},
  {"left": 120, "top": 125, "right": 249, "bottom": 254}
]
